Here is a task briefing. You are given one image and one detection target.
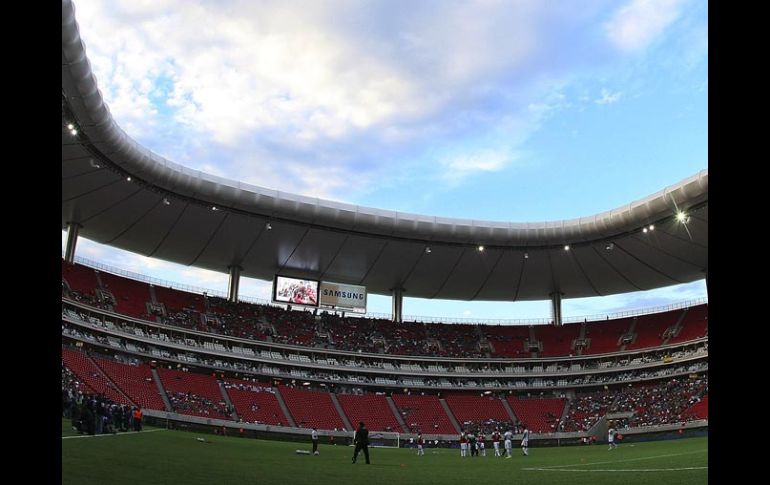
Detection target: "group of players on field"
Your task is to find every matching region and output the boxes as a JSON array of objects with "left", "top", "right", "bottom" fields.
[{"left": 414, "top": 427, "right": 531, "bottom": 458}]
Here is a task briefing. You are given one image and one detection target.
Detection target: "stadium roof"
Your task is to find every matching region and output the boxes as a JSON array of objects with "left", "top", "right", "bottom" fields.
[{"left": 62, "top": 0, "right": 707, "bottom": 302}]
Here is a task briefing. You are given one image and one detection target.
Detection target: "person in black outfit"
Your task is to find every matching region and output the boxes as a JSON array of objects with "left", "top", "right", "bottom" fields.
[{"left": 352, "top": 422, "right": 370, "bottom": 464}]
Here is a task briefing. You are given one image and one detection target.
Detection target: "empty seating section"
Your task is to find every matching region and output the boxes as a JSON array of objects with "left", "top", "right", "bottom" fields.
[
  {"left": 535, "top": 323, "right": 581, "bottom": 357},
  {"left": 93, "top": 356, "right": 166, "bottom": 410},
  {"left": 391, "top": 394, "right": 456, "bottom": 434},
  {"left": 668, "top": 305, "right": 708, "bottom": 344},
  {"left": 154, "top": 286, "right": 205, "bottom": 313},
  {"left": 444, "top": 394, "right": 512, "bottom": 431},
  {"left": 336, "top": 394, "right": 403, "bottom": 432},
  {"left": 61, "top": 347, "right": 131, "bottom": 405},
  {"left": 62, "top": 260, "right": 98, "bottom": 294},
  {"left": 279, "top": 386, "right": 346, "bottom": 430},
  {"left": 98, "top": 271, "right": 151, "bottom": 318},
  {"left": 485, "top": 326, "right": 530, "bottom": 358},
  {"left": 223, "top": 378, "right": 289, "bottom": 426},
  {"left": 158, "top": 368, "right": 231, "bottom": 420},
  {"left": 507, "top": 397, "right": 566, "bottom": 433},
  {"left": 583, "top": 317, "right": 632, "bottom": 355},
  {"left": 682, "top": 395, "right": 708, "bottom": 420},
  {"left": 626, "top": 309, "right": 682, "bottom": 350}
]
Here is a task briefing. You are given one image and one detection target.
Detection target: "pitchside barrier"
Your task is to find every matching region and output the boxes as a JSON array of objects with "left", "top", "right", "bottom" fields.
[{"left": 141, "top": 409, "right": 707, "bottom": 447}]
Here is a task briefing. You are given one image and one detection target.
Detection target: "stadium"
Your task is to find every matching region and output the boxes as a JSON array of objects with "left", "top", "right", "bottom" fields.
[{"left": 61, "top": 1, "right": 708, "bottom": 483}]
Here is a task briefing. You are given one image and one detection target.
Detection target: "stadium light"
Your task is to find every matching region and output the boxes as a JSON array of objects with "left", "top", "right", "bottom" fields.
[
  {"left": 162, "top": 197, "right": 171, "bottom": 206},
  {"left": 212, "top": 206, "right": 218, "bottom": 211},
  {"left": 676, "top": 211, "right": 689, "bottom": 223},
  {"left": 477, "top": 245, "right": 484, "bottom": 252},
  {"left": 425, "top": 247, "right": 432, "bottom": 254},
  {"left": 67, "top": 123, "right": 74, "bottom": 130},
  {"left": 524, "top": 252, "right": 529, "bottom": 259},
  {"left": 70, "top": 129, "right": 78, "bottom": 135},
  {"left": 643, "top": 227, "right": 648, "bottom": 233},
  {"left": 605, "top": 242, "right": 614, "bottom": 251},
  {"left": 126, "top": 176, "right": 132, "bottom": 182},
  {"left": 649, "top": 224, "right": 655, "bottom": 231},
  {"left": 564, "top": 245, "right": 570, "bottom": 251},
  {"left": 265, "top": 222, "right": 272, "bottom": 230}
]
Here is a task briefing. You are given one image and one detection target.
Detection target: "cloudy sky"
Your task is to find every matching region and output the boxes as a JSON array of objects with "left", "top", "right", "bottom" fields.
[{"left": 64, "top": 0, "right": 708, "bottom": 321}]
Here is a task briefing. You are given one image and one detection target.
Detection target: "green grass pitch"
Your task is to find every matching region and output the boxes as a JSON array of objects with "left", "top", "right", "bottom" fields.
[{"left": 62, "top": 419, "right": 707, "bottom": 484}]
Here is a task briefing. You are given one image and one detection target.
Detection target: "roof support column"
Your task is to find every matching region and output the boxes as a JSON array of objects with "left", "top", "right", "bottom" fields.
[
  {"left": 391, "top": 287, "right": 404, "bottom": 323},
  {"left": 704, "top": 268, "right": 708, "bottom": 299},
  {"left": 64, "top": 222, "right": 81, "bottom": 264},
  {"left": 227, "top": 265, "right": 242, "bottom": 303},
  {"left": 550, "top": 291, "right": 563, "bottom": 326}
]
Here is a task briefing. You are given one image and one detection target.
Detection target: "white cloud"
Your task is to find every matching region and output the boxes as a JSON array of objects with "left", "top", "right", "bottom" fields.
[
  {"left": 440, "top": 149, "right": 515, "bottom": 186},
  {"left": 595, "top": 88, "right": 622, "bottom": 105},
  {"left": 605, "top": 0, "right": 687, "bottom": 52}
]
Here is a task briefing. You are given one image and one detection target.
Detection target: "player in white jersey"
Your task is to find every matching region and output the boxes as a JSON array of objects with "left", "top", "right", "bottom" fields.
[
  {"left": 477, "top": 432, "right": 486, "bottom": 456},
  {"left": 521, "top": 426, "right": 529, "bottom": 456},
  {"left": 608, "top": 427, "right": 618, "bottom": 450},
  {"left": 503, "top": 429, "right": 513, "bottom": 458},
  {"left": 459, "top": 431, "right": 468, "bottom": 457},
  {"left": 491, "top": 430, "right": 502, "bottom": 457}
]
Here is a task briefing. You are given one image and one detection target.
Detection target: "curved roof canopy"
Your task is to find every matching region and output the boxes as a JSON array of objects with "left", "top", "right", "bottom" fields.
[{"left": 62, "top": 0, "right": 707, "bottom": 301}]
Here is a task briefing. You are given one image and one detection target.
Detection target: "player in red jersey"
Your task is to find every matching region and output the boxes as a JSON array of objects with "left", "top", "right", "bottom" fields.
[
  {"left": 491, "top": 429, "right": 502, "bottom": 457},
  {"left": 459, "top": 430, "right": 468, "bottom": 457},
  {"left": 416, "top": 433, "right": 425, "bottom": 456},
  {"left": 477, "top": 430, "right": 486, "bottom": 457}
]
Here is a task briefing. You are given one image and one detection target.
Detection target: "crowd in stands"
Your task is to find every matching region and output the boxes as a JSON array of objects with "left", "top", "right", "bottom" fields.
[
  {"left": 62, "top": 363, "right": 142, "bottom": 434},
  {"left": 62, "top": 261, "right": 707, "bottom": 360},
  {"left": 167, "top": 391, "right": 232, "bottom": 419}
]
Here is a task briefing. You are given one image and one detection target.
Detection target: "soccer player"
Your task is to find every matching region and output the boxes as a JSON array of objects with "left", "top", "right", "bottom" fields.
[
  {"left": 608, "top": 425, "right": 618, "bottom": 450},
  {"left": 503, "top": 428, "right": 513, "bottom": 458},
  {"left": 416, "top": 433, "right": 425, "bottom": 456},
  {"left": 491, "top": 429, "right": 502, "bottom": 457},
  {"left": 477, "top": 431, "right": 486, "bottom": 457},
  {"left": 521, "top": 425, "right": 529, "bottom": 456},
  {"left": 352, "top": 422, "right": 370, "bottom": 464},
  {"left": 459, "top": 430, "right": 468, "bottom": 457},
  {"left": 311, "top": 427, "right": 319, "bottom": 455},
  {"left": 468, "top": 431, "right": 477, "bottom": 457}
]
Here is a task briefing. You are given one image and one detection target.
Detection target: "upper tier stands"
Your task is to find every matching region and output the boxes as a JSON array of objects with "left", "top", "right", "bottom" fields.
[{"left": 62, "top": 261, "right": 707, "bottom": 359}]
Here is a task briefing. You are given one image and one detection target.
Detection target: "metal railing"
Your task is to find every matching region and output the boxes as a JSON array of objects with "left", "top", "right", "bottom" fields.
[{"left": 65, "top": 254, "right": 707, "bottom": 325}]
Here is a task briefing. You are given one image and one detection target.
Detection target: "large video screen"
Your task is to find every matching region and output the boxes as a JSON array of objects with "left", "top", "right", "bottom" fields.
[{"left": 272, "top": 276, "right": 319, "bottom": 307}]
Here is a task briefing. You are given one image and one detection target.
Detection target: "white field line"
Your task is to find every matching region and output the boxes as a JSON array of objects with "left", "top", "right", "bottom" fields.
[
  {"left": 525, "top": 449, "right": 707, "bottom": 470},
  {"left": 524, "top": 467, "right": 707, "bottom": 472},
  {"left": 62, "top": 429, "right": 166, "bottom": 440}
]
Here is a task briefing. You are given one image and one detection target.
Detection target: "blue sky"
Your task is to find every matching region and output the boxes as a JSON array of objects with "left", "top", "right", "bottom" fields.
[{"left": 64, "top": 0, "right": 708, "bottom": 322}]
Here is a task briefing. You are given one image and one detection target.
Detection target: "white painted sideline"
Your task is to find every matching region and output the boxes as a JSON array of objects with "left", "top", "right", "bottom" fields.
[
  {"left": 524, "top": 467, "right": 707, "bottom": 472},
  {"left": 527, "top": 449, "right": 707, "bottom": 470},
  {"left": 62, "top": 429, "right": 166, "bottom": 440}
]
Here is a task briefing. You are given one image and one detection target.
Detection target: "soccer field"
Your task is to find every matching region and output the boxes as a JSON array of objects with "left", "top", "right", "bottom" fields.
[{"left": 62, "top": 419, "right": 708, "bottom": 485}]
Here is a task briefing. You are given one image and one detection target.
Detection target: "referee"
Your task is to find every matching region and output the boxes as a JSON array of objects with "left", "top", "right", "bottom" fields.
[
  {"left": 311, "top": 427, "right": 319, "bottom": 455},
  {"left": 351, "top": 422, "right": 370, "bottom": 464}
]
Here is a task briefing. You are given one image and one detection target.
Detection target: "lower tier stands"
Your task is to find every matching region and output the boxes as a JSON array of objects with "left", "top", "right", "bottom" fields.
[
  {"left": 279, "top": 385, "right": 347, "bottom": 430},
  {"left": 336, "top": 394, "right": 403, "bottom": 432},
  {"left": 391, "top": 394, "right": 457, "bottom": 434},
  {"left": 506, "top": 397, "right": 567, "bottom": 433},
  {"left": 444, "top": 394, "right": 513, "bottom": 433},
  {"left": 158, "top": 368, "right": 232, "bottom": 420},
  {"left": 93, "top": 356, "right": 167, "bottom": 411},
  {"left": 61, "top": 347, "right": 131, "bottom": 405},
  {"left": 224, "top": 378, "right": 289, "bottom": 426}
]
